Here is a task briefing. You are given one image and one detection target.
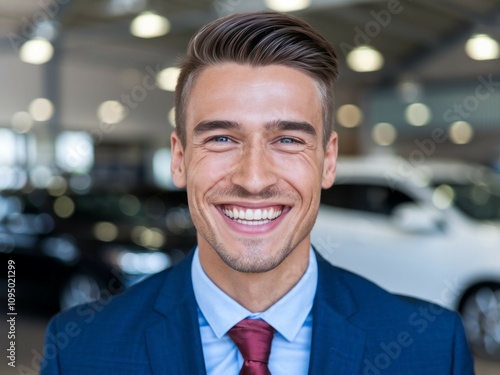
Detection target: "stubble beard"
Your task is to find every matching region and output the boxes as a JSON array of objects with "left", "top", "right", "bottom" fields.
[
  {"left": 198, "top": 215, "right": 316, "bottom": 273},
  {"left": 193, "top": 185, "right": 317, "bottom": 273},
  {"left": 212, "top": 236, "right": 296, "bottom": 273}
]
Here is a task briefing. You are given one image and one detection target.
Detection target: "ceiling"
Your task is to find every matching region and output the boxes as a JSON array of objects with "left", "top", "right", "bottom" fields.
[
  {"left": 1, "top": 0, "right": 500, "bottom": 148},
  {"left": 2, "top": 0, "right": 497, "bottom": 79}
]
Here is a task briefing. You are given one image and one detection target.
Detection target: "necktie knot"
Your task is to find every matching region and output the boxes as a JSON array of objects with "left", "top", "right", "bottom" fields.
[{"left": 228, "top": 319, "right": 276, "bottom": 374}]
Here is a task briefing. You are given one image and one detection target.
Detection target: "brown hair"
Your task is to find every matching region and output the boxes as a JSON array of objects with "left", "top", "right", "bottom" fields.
[{"left": 174, "top": 11, "right": 339, "bottom": 148}]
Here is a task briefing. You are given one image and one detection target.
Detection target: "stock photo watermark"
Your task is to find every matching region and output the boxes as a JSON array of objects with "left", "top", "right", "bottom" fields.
[
  {"left": 6, "top": 260, "right": 17, "bottom": 368},
  {"left": 443, "top": 74, "right": 500, "bottom": 123},
  {"left": 338, "top": 0, "right": 410, "bottom": 56},
  {"left": 7, "top": 0, "right": 71, "bottom": 52}
]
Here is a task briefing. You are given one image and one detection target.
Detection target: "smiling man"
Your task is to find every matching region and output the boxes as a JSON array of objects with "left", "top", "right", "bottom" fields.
[
  {"left": 171, "top": 63, "right": 334, "bottom": 314},
  {"left": 41, "top": 11, "right": 473, "bottom": 375}
]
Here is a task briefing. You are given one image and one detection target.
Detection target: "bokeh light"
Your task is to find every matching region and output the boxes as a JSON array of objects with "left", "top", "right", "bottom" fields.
[
  {"left": 372, "top": 122, "right": 397, "bottom": 146},
  {"left": 449, "top": 121, "right": 474, "bottom": 144},
  {"left": 336, "top": 104, "right": 363, "bottom": 128}
]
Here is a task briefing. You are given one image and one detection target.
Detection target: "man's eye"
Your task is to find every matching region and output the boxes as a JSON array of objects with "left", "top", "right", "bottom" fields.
[
  {"left": 211, "top": 136, "right": 231, "bottom": 142},
  {"left": 278, "top": 137, "right": 298, "bottom": 144}
]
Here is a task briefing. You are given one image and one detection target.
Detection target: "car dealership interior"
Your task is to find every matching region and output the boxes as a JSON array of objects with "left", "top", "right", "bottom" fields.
[{"left": 1, "top": 0, "right": 500, "bottom": 373}]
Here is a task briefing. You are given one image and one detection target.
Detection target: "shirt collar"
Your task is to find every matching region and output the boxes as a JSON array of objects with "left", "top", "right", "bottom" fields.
[{"left": 192, "top": 247, "right": 318, "bottom": 342}]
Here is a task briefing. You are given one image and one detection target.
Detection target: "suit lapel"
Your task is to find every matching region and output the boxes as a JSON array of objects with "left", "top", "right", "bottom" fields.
[
  {"left": 309, "top": 254, "right": 366, "bottom": 375},
  {"left": 145, "top": 252, "right": 206, "bottom": 375},
  {"left": 144, "top": 250, "right": 368, "bottom": 374}
]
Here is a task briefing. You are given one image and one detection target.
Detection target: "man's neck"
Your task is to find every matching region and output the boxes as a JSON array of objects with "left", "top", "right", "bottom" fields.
[{"left": 198, "top": 241, "right": 310, "bottom": 312}]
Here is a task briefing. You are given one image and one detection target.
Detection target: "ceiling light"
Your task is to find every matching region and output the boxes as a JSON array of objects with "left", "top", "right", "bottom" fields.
[
  {"left": 97, "top": 100, "right": 127, "bottom": 124},
  {"left": 11, "top": 112, "right": 34, "bottom": 133},
  {"left": 448, "top": 121, "right": 474, "bottom": 144},
  {"left": 347, "top": 45, "right": 384, "bottom": 72},
  {"left": 265, "top": 0, "right": 311, "bottom": 12},
  {"left": 372, "top": 122, "right": 396, "bottom": 146},
  {"left": 397, "top": 80, "right": 422, "bottom": 103},
  {"left": 29, "top": 98, "right": 54, "bottom": 122},
  {"left": 19, "top": 38, "right": 54, "bottom": 65},
  {"left": 336, "top": 104, "right": 363, "bottom": 128},
  {"left": 157, "top": 67, "right": 180, "bottom": 91},
  {"left": 404, "top": 103, "right": 431, "bottom": 126},
  {"left": 130, "top": 11, "right": 170, "bottom": 38},
  {"left": 465, "top": 34, "right": 500, "bottom": 61}
]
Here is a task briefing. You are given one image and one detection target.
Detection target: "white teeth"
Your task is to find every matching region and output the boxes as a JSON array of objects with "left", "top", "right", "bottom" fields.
[
  {"left": 222, "top": 207, "right": 283, "bottom": 222},
  {"left": 236, "top": 219, "right": 270, "bottom": 226},
  {"left": 245, "top": 209, "right": 253, "bottom": 220}
]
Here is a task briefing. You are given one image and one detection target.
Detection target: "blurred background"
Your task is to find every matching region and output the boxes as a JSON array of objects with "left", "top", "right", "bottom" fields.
[{"left": 0, "top": 0, "right": 500, "bottom": 373}]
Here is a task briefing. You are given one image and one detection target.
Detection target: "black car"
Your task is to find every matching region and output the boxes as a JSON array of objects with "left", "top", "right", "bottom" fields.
[{"left": 0, "top": 188, "right": 196, "bottom": 314}]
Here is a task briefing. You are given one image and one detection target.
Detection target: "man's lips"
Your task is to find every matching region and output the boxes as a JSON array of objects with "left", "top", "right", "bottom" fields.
[{"left": 218, "top": 204, "right": 285, "bottom": 226}]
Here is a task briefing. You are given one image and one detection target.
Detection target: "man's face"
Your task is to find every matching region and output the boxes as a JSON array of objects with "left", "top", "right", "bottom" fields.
[{"left": 171, "top": 63, "right": 337, "bottom": 273}]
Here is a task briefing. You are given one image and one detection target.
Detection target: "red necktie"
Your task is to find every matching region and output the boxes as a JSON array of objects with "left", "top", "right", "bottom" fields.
[{"left": 228, "top": 319, "right": 276, "bottom": 375}]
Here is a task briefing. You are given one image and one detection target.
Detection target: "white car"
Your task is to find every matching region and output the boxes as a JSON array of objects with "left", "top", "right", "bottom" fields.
[{"left": 312, "top": 156, "right": 500, "bottom": 359}]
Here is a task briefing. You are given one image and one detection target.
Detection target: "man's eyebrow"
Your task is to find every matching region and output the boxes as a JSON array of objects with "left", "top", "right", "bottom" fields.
[
  {"left": 193, "top": 120, "right": 240, "bottom": 136},
  {"left": 264, "top": 120, "right": 317, "bottom": 136}
]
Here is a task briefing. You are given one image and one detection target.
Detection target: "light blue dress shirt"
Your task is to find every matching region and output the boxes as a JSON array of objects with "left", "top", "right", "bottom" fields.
[{"left": 191, "top": 247, "right": 318, "bottom": 375}]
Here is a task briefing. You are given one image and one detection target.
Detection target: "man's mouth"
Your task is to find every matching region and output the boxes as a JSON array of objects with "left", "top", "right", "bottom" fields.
[{"left": 220, "top": 205, "right": 284, "bottom": 226}]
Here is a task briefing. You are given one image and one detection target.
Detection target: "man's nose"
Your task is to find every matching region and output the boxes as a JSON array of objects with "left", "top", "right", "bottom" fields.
[{"left": 230, "top": 143, "right": 278, "bottom": 195}]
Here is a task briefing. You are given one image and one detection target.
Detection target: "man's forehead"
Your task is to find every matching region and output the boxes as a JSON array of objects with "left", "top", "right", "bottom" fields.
[
  {"left": 186, "top": 64, "right": 320, "bottom": 114},
  {"left": 192, "top": 63, "right": 317, "bottom": 88},
  {"left": 186, "top": 63, "right": 322, "bottom": 110}
]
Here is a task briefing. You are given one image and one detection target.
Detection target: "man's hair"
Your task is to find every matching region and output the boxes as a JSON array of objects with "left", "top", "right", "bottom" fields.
[{"left": 174, "top": 11, "right": 339, "bottom": 148}]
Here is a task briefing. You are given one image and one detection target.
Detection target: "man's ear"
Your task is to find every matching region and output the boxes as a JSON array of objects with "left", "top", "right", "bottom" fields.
[
  {"left": 321, "top": 131, "right": 338, "bottom": 189},
  {"left": 170, "top": 131, "right": 187, "bottom": 188}
]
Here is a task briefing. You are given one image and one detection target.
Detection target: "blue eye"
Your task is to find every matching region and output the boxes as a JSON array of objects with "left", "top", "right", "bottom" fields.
[
  {"left": 279, "top": 137, "right": 296, "bottom": 144},
  {"left": 212, "top": 136, "right": 231, "bottom": 142}
]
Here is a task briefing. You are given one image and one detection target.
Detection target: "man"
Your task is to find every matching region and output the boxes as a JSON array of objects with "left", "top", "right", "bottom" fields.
[{"left": 41, "top": 11, "right": 474, "bottom": 374}]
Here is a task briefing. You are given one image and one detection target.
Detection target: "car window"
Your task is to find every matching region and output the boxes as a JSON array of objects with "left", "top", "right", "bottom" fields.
[
  {"left": 321, "top": 183, "right": 414, "bottom": 216},
  {"left": 434, "top": 183, "right": 500, "bottom": 221}
]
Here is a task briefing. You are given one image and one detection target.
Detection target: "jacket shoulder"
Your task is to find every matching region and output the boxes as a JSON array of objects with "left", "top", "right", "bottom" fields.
[
  {"left": 53, "top": 268, "right": 169, "bottom": 327},
  {"left": 315, "top": 258, "right": 474, "bottom": 373},
  {"left": 316, "top": 256, "right": 460, "bottom": 327}
]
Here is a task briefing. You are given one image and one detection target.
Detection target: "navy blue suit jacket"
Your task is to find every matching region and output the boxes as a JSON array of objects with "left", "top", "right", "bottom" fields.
[{"left": 40, "top": 251, "right": 474, "bottom": 374}]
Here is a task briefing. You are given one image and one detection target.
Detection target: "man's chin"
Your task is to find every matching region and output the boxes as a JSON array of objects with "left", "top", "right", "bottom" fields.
[
  {"left": 215, "top": 242, "right": 294, "bottom": 274},
  {"left": 222, "top": 258, "right": 282, "bottom": 274}
]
